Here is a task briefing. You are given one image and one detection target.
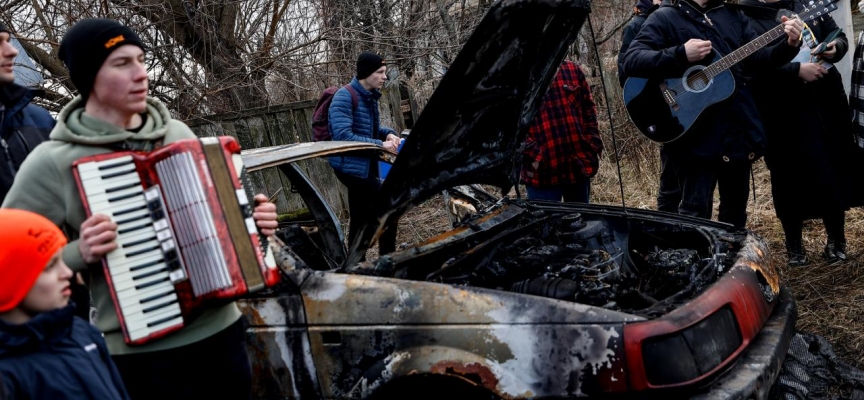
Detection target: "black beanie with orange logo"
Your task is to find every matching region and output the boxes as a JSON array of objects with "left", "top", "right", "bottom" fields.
[{"left": 59, "top": 18, "right": 145, "bottom": 100}]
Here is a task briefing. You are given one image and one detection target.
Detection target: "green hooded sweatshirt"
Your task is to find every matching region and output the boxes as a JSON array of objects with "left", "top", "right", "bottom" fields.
[{"left": 2, "top": 96, "right": 241, "bottom": 355}]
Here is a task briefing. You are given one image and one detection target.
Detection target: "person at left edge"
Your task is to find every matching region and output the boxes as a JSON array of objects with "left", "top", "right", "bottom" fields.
[
  {"left": 1, "top": 18, "right": 278, "bottom": 400},
  {"left": 0, "top": 209, "right": 129, "bottom": 400}
]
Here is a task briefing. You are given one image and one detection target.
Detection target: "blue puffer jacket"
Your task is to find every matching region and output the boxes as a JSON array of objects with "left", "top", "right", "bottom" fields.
[
  {"left": 0, "top": 304, "right": 130, "bottom": 400},
  {"left": 623, "top": 0, "right": 799, "bottom": 162},
  {"left": 0, "top": 83, "right": 54, "bottom": 204},
  {"left": 328, "top": 77, "right": 395, "bottom": 179}
]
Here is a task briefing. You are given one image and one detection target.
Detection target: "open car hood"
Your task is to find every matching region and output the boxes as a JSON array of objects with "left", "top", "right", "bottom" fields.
[{"left": 347, "top": 0, "right": 592, "bottom": 265}]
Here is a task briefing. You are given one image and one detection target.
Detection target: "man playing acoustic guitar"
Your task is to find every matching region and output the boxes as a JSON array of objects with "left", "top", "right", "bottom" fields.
[{"left": 622, "top": 0, "right": 803, "bottom": 228}]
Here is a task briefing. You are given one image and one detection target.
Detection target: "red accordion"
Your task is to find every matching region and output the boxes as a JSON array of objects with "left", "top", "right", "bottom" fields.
[{"left": 73, "top": 136, "right": 280, "bottom": 345}]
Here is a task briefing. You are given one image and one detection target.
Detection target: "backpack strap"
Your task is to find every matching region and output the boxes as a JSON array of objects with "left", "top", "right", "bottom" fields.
[{"left": 344, "top": 84, "right": 359, "bottom": 110}]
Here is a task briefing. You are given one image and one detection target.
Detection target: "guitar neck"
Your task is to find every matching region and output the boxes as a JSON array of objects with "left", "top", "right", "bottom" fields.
[{"left": 704, "top": 24, "right": 786, "bottom": 78}]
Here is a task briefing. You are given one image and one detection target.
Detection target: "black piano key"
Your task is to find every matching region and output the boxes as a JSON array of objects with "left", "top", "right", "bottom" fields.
[
  {"left": 101, "top": 170, "right": 134, "bottom": 180},
  {"left": 115, "top": 214, "right": 144, "bottom": 226},
  {"left": 147, "top": 312, "right": 182, "bottom": 328},
  {"left": 97, "top": 159, "right": 132, "bottom": 171},
  {"left": 131, "top": 267, "right": 169, "bottom": 281},
  {"left": 129, "top": 258, "right": 165, "bottom": 272},
  {"left": 122, "top": 236, "right": 157, "bottom": 249},
  {"left": 113, "top": 205, "right": 148, "bottom": 217},
  {"left": 134, "top": 277, "right": 169, "bottom": 291},
  {"left": 139, "top": 289, "right": 175, "bottom": 305},
  {"left": 125, "top": 244, "right": 160, "bottom": 258},
  {"left": 105, "top": 181, "right": 141, "bottom": 193},
  {"left": 118, "top": 222, "right": 153, "bottom": 235},
  {"left": 108, "top": 191, "right": 143, "bottom": 203},
  {"left": 150, "top": 209, "right": 165, "bottom": 221},
  {"left": 142, "top": 299, "right": 179, "bottom": 314}
]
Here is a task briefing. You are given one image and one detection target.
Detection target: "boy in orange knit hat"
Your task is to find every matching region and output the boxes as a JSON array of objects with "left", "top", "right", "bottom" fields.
[{"left": 0, "top": 209, "right": 129, "bottom": 400}]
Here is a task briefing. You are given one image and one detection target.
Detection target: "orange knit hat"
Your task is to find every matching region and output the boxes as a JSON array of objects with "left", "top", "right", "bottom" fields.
[{"left": 0, "top": 209, "right": 67, "bottom": 313}]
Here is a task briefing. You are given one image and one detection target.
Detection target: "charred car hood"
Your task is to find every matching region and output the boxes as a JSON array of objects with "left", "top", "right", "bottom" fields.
[{"left": 348, "top": 0, "right": 592, "bottom": 265}]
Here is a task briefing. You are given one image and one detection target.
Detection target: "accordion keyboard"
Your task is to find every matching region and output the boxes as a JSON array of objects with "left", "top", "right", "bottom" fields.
[{"left": 77, "top": 155, "right": 185, "bottom": 342}]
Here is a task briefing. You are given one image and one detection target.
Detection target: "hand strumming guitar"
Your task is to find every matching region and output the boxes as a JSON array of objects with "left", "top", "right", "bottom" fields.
[{"left": 684, "top": 39, "right": 712, "bottom": 62}]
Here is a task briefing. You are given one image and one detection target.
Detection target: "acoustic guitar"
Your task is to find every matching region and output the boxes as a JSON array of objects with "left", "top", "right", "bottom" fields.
[{"left": 622, "top": 0, "right": 838, "bottom": 143}]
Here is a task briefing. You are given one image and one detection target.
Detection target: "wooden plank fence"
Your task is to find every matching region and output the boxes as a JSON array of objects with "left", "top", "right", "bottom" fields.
[{"left": 184, "top": 100, "right": 349, "bottom": 218}]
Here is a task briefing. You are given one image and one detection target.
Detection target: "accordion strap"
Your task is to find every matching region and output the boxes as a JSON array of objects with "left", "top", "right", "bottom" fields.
[{"left": 104, "top": 138, "right": 165, "bottom": 152}]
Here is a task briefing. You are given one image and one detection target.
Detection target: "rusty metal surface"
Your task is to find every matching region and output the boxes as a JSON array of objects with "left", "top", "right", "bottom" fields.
[{"left": 299, "top": 271, "right": 639, "bottom": 398}]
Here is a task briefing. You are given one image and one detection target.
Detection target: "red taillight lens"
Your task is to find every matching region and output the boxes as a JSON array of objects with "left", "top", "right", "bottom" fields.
[{"left": 642, "top": 307, "right": 742, "bottom": 385}]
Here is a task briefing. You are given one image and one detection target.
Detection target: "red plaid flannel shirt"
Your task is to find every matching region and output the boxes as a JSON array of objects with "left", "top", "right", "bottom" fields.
[{"left": 521, "top": 61, "right": 603, "bottom": 187}]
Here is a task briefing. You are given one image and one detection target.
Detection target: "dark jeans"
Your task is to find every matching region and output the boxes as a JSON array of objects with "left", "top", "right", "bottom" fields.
[
  {"left": 657, "top": 145, "right": 683, "bottom": 213},
  {"left": 334, "top": 170, "right": 398, "bottom": 255},
  {"left": 112, "top": 317, "right": 252, "bottom": 400},
  {"left": 670, "top": 157, "right": 751, "bottom": 229},
  {"left": 525, "top": 176, "right": 591, "bottom": 203}
]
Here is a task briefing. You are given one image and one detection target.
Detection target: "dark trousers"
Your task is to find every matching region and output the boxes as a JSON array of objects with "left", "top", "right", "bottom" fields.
[
  {"left": 525, "top": 176, "right": 591, "bottom": 203},
  {"left": 780, "top": 209, "right": 846, "bottom": 244},
  {"left": 335, "top": 171, "right": 397, "bottom": 255},
  {"left": 112, "top": 317, "right": 252, "bottom": 400},
  {"left": 657, "top": 146, "right": 683, "bottom": 213},
  {"left": 671, "top": 157, "right": 751, "bottom": 229}
]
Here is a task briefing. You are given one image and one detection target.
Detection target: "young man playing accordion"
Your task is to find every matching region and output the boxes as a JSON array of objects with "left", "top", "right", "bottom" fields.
[{"left": 2, "top": 19, "right": 278, "bottom": 399}]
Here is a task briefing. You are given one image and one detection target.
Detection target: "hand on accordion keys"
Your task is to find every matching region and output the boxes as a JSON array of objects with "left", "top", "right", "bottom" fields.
[
  {"left": 78, "top": 194, "right": 277, "bottom": 265},
  {"left": 79, "top": 213, "right": 120, "bottom": 264}
]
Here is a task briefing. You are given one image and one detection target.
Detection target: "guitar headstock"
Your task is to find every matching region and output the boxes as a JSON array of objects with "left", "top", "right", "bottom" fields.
[{"left": 782, "top": 0, "right": 839, "bottom": 23}]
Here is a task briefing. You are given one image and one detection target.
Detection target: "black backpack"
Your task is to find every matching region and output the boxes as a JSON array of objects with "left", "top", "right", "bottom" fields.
[{"left": 311, "top": 84, "right": 359, "bottom": 142}]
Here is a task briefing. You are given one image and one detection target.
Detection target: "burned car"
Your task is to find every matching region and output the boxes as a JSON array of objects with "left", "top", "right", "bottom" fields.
[{"left": 235, "top": 0, "right": 795, "bottom": 398}]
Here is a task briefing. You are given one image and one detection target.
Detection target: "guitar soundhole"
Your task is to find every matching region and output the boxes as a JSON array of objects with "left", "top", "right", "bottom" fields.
[{"left": 682, "top": 65, "right": 712, "bottom": 93}]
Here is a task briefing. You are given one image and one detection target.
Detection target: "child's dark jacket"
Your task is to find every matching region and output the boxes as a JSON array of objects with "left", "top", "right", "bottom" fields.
[{"left": 0, "top": 304, "right": 129, "bottom": 400}]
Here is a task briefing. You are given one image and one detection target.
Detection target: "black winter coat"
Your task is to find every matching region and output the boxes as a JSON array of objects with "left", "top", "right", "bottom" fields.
[
  {"left": 738, "top": 0, "right": 864, "bottom": 220},
  {"left": 617, "top": 4, "right": 659, "bottom": 87},
  {"left": 0, "top": 305, "right": 130, "bottom": 400},
  {"left": 623, "top": 0, "right": 799, "bottom": 163},
  {"left": 0, "top": 83, "right": 54, "bottom": 204}
]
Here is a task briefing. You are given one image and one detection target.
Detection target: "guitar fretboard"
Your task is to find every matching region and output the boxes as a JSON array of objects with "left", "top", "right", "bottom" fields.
[{"left": 702, "top": 1, "right": 836, "bottom": 79}]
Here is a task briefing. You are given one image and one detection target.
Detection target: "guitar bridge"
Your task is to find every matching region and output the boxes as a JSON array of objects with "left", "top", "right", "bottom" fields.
[{"left": 659, "top": 82, "right": 680, "bottom": 111}]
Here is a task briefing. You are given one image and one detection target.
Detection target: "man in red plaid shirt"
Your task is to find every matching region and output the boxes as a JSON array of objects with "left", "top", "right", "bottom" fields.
[{"left": 521, "top": 60, "right": 603, "bottom": 203}]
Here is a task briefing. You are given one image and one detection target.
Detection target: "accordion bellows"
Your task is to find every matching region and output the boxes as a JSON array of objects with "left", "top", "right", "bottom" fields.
[{"left": 73, "top": 136, "right": 279, "bottom": 345}]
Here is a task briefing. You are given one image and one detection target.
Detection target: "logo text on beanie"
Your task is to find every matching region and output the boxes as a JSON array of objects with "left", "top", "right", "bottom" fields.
[
  {"left": 104, "top": 35, "right": 125, "bottom": 49},
  {"left": 29, "top": 228, "right": 61, "bottom": 255}
]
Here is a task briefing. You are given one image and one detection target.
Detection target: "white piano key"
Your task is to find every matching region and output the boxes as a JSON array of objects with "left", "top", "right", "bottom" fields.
[
  {"left": 124, "top": 304, "right": 182, "bottom": 331},
  {"left": 115, "top": 279, "right": 175, "bottom": 306},
  {"left": 118, "top": 292, "right": 178, "bottom": 316},
  {"left": 111, "top": 270, "right": 170, "bottom": 292},
  {"left": 106, "top": 252, "right": 165, "bottom": 277},
  {"left": 88, "top": 195, "right": 147, "bottom": 215},
  {"left": 110, "top": 263, "right": 169, "bottom": 287},
  {"left": 115, "top": 229, "right": 156, "bottom": 247},
  {"left": 127, "top": 315, "right": 184, "bottom": 341},
  {"left": 80, "top": 174, "right": 140, "bottom": 196},
  {"left": 84, "top": 185, "right": 144, "bottom": 205},
  {"left": 106, "top": 248, "right": 163, "bottom": 270}
]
